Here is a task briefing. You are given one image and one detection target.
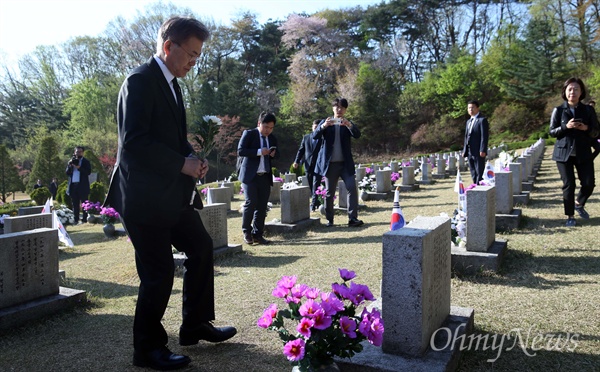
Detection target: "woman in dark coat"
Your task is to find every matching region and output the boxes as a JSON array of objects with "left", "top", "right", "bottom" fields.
[{"left": 549, "top": 77, "right": 600, "bottom": 226}]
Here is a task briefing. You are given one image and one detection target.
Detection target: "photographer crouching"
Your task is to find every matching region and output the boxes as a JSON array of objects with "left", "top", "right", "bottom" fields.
[{"left": 66, "top": 146, "right": 91, "bottom": 224}]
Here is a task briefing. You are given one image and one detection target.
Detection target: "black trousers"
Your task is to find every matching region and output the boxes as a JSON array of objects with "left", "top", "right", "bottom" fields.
[
  {"left": 242, "top": 174, "right": 271, "bottom": 237},
  {"left": 467, "top": 152, "right": 486, "bottom": 185},
  {"left": 556, "top": 157, "right": 595, "bottom": 216},
  {"left": 306, "top": 172, "right": 322, "bottom": 207},
  {"left": 69, "top": 183, "right": 88, "bottom": 223},
  {"left": 324, "top": 162, "right": 359, "bottom": 222},
  {"left": 121, "top": 207, "right": 215, "bottom": 352}
]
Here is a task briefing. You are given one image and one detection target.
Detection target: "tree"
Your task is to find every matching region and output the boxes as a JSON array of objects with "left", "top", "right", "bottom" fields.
[
  {"left": 27, "top": 136, "right": 64, "bottom": 192},
  {"left": 0, "top": 144, "right": 24, "bottom": 203}
]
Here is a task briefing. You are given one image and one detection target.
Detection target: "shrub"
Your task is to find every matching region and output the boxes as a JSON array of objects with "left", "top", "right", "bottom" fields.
[
  {"left": 289, "top": 164, "right": 304, "bottom": 177},
  {"left": 56, "top": 181, "right": 71, "bottom": 206},
  {"left": 30, "top": 187, "right": 52, "bottom": 205},
  {"left": 89, "top": 181, "right": 107, "bottom": 203}
]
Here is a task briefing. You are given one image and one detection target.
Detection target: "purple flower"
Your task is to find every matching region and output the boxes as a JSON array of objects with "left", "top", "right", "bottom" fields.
[
  {"left": 390, "top": 172, "right": 400, "bottom": 182},
  {"left": 277, "top": 275, "right": 297, "bottom": 289},
  {"left": 201, "top": 188, "right": 208, "bottom": 195},
  {"left": 331, "top": 283, "right": 352, "bottom": 301},
  {"left": 299, "top": 299, "right": 322, "bottom": 318},
  {"left": 288, "top": 283, "right": 309, "bottom": 303},
  {"left": 339, "top": 268, "right": 356, "bottom": 281},
  {"left": 358, "top": 308, "right": 385, "bottom": 346},
  {"left": 304, "top": 287, "right": 320, "bottom": 299},
  {"left": 320, "top": 292, "right": 345, "bottom": 316},
  {"left": 365, "top": 167, "right": 373, "bottom": 174},
  {"left": 339, "top": 316, "right": 357, "bottom": 338},
  {"left": 349, "top": 282, "right": 375, "bottom": 304},
  {"left": 296, "top": 317, "right": 314, "bottom": 338},
  {"left": 283, "top": 339, "right": 305, "bottom": 361},
  {"left": 257, "top": 315, "right": 273, "bottom": 328},
  {"left": 311, "top": 309, "right": 333, "bottom": 330},
  {"left": 272, "top": 285, "right": 289, "bottom": 298}
]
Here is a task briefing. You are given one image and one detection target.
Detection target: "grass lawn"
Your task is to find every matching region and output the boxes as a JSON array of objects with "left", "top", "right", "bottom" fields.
[{"left": 0, "top": 148, "right": 599, "bottom": 371}]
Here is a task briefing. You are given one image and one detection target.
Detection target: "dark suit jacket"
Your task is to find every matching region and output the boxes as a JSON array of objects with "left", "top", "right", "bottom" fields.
[
  {"left": 294, "top": 133, "right": 322, "bottom": 175},
  {"left": 66, "top": 157, "right": 91, "bottom": 196},
  {"left": 462, "top": 114, "right": 489, "bottom": 157},
  {"left": 313, "top": 120, "right": 361, "bottom": 176},
  {"left": 237, "top": 128, "right": 279, "bottom": 186},
  {"left": 549, "top": 101, "right": 599, "bottom": 163},
  {"left": 105, "top": 57, "right": 197, "bottom": 227}
]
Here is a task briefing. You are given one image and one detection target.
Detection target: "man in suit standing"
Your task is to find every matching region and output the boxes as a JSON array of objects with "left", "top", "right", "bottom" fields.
[
  {"left": 313, "top": 98, "right": 363, "bottom": 228},
  {"left": 66, "top": 146, "right": 91, "bottom": 224},
  {"left": 293, "top": 119, "right": 323, "bottom": 211},
  {"left": 462, "top": 100, "right": 489, "bottom": 185},
  {"left": 104, "top": 17, "right": 236, "bottom": 371},
  {"left": 49, "top": 177, "right": 58, "bottom": 200},
  {"left": 238, "top": 112, "right": 279, "bottom": 245}
]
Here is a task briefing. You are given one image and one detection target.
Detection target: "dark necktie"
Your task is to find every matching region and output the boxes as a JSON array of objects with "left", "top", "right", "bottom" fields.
[
  {"left": 262, "top": 136, "right": 270, "bottom": 170},
  {"left": 172, "top": 78, "right": 187, "bottom": 135}
]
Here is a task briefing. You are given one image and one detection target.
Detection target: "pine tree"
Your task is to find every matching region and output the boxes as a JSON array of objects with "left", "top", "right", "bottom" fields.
[
  {"left": 28, "top": 136, "right": 64, "bottom": 193},
  {"left": 0, "top": 145, "right": 24, "bottom": 203}
]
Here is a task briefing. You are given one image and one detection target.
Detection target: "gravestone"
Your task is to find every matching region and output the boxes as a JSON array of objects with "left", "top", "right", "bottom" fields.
[
  {"left": 207, "top": 188, "right": 232, "bottom": 211},
  {"left": 419, "top": 161, "right": 433, "bottom": 185},
  {"left": 376, "top": 169, "right": 392, "bottom": 193},
  {"left": 400, "top": 166, "right": 419, "bottom": 192},
  {"left": 281, "top": 186, "right": 311, "bottom": 224},
  {"left": 268, "top": 180, "right": 281, "bottom": 203},
  {"left": 221, "top": 182, "right": 235, "bottom": 200},
  {"left": 390, "top": 161, "right": 399, "bottom": 173},
  {"left": 509, "top": 162, "right": 529, "bottom": 206},
  {"left": 284, "top": 173, "right": 297, "bottom": 183},
  {"left": 355, "top": 167, "right": 366, "bottom": 184},
  {"left": 0, "top": 228, "right": 86, "bottom": 330},
  {"left": 457, "top": 155, "right": 466, "bottom": 172},
  {"left": 339, "top": 216, "right": 474, "bottom": 371},
  {"left": 451, "top": 186, "right": 507, "bottom": 274},
  {"left": 447, "top": 156, "right": 457, "bottom": 173},
  {"left": 17, "top": 206, "right": 44, "bottom": 216},
  {"left": 301, "top": 176, "right": 309, "bottom": 187},
  {"left": 494, "top": 171, "right": 522, "bottom": 231},
  {"left": 197, "top": 203, "right": 241, "bottom": 257},
  {"left": 432, "top": 157, "right": 447, "bottom": 179},
  {"left": 338, "top": 180, "right": 347, "bottom": 209},
  {"left": 3, "top": 214, "right": 53, "bottom": 234}
]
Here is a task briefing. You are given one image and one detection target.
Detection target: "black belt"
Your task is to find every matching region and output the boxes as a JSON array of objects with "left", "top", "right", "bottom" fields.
[{"left": 256, "top": 172, "right": 267, "bottom": 176}]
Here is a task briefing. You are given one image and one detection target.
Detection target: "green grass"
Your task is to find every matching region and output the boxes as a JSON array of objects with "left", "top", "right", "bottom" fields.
[{"left": 1, "top": 148, "right": 599, "bottom": 371}]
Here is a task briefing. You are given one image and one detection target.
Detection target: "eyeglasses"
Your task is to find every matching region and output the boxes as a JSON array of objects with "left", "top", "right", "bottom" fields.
[{"left": 171, "top": 41, "right": 200, "bottom": 64}]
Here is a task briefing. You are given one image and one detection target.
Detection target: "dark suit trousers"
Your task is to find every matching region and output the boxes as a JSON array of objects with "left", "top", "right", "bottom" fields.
[
  {"left": 307, "top": 172, "right": 322, "bottom": 207},
  {"left": 121, "top": 207, "right": 215, "bottom": 352},
  {"left": 556, "top": 157, "right": 595, "bottom": 216},
  {"left": 467, "top": 152, "right": 486, "bottom": 185},
  {"left": 324, "top": 162, "right": 358, "bottom": 221},
  {"left": 242, "top": 174, "right": 271, "bottom": 236},
  {"left": 69, "top": 183, "right": 88, "bottom": 223}
]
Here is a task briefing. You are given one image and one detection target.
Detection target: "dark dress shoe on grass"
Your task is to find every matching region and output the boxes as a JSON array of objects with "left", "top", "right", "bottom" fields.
[
  {"left": 252, "top": 235, "right": 271, "bottom": 245},
  {"left": 348, "top": 218, "right": 364, "bottom": 227},
  {"left": 133, "top": 346, "right": 191, "bottom": 370},
  {"left": 243, "top": 233, "right": 254, "bottom": 244},
  {"left": 179, "top": 322, "right": 237, "bottom": 345},
  {"left": 326, "top": 220, "right": 334, "bottom": 227}
]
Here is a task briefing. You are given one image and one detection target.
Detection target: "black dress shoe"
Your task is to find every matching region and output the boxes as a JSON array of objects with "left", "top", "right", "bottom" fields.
[
  {"left": 252, "top": 235, "right": 271, "bottom": 245},
  {"left": 243, "top": 233, "right": 254, "bottom": 244},
  {"left": 348, "top": 218, "right": 364, "bottom": 227},
  {"left": 326, "top": 220, "right": 334, "bottom": 227},
  {"left": 133, "top": 346, "right": 191, "bottom": 370},
  {"left": 179, "top": 322, "right": 237, "bottom": 345}
]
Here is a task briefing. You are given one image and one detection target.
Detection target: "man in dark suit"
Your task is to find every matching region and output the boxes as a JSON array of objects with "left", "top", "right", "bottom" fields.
[
  {"left": 66, "top": 146, "right": 91, "bottom": 224},
  {"left": 462, "top": 100, "right": 489, "bottom": 185},
  {"left": 313, "top": 98, "right": 363, "bottom": 228},
  {"left": 104, "top": 17, "right": 235, "bottom": 371},
  {"left": 49, "top": 177, "right": 58, "bottom": 200},
  {"left": 293, "top": 119, "right": 323, "bottom": 211},
  {"left": 238, "top": 112, "right": 279, "bottom": 245}
]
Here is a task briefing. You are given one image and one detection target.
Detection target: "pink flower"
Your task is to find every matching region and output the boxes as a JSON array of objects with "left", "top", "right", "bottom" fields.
[
  {"left": 339, "top": 316, "right": 357, "bottom": 338},
  {"left": 277, "top": 275, "right": 297, "bottom": 289},
  {"left": 311, "top": 309, "right": 332, "bottom": 330},
  {"left": 272, "top": 285, "right": 289, "bottom": 298},
  {"left": 339, "top": 268, "right": 356, "bottom": 281},
  {"left": 348, "top": 282, "right": 375, "bottom": 304},
  {"left": 257, "top": 315, "right": 273, "bottom": 328},
  {"left": 358, "top": 308, "right": 385, "bottom": 346},
  {"left": 288, "top": 283, "right": 308, "bottom": 303},
  {"left": 283, "top": 339, "right": 305, "bottom": 361},
  {"left": 304, "top": 287, "right": 320, "bottom": 299},
  {"left": 296, "top": 317, "right": 314, "bottom": 338},
  {"left": 299, "top": 299, "right": 322, "bottom": 318}
]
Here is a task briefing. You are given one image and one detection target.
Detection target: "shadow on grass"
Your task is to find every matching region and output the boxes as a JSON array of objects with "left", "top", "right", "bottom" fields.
[
  {"left": 58, "top": 249, "right": 93, "bottom": 261},
  {"left": 63, "top": 277, "right": 142, "bottom": 299}
]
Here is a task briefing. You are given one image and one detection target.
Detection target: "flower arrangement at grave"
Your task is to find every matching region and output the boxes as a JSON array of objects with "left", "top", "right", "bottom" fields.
[
  {"left": 81, "top": 200, "right": 102, "bottom": 215},
  {"left": 497, "top": 149, "right": 516, "bottom": 171},
  {"left": 358, "top": 176, "right": 375, "bottom": 192},
  {"left": 390, "top": 172, "right": 400, "bottom": 184},
  {"left": 274, "top": 176, "right": 284, "bottom": 183},
  {"left": 365, "top": 167, "right": 373, "bottom": 175},
  {"left": 100, "top": 207, "right": 120, "bottom": 225},
  {"left": 258, "top": 269, "right": 384, "bottom": 372},
  {"left": 441, "top": 209, "right": 467, "bottom": 247},
  {"left": 55, "top": 205, "right": 75, "bottom": 225}
]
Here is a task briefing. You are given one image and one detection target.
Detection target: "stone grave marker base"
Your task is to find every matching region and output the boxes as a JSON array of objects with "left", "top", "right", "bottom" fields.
[
  {"left": 417, "top": 179, "right": 435, "bottom": 185},
  {"left": 496, "top": 209, "right": 522, "bottom": 231},
  {"left": 360, "top": 191, "right": 391, "bottom": 201},
  {"left": 451, "top": 240, "right": 507, "bottom": 275},
  {"left": 522, "top": 181, "right": 534, "bottom": 191},
  {"left": 0, "top": 287, "right": 87, "bottom": 331},
  {"left": 399, "top": 184, "right": 420, "bottom": 192},
  {"left": 513, "top": 192, "right": 530, "bottom": 206},
  {"left": 336, "top": 305, "right": 474, "bottom": 372},
  {"left": 265, "top": 217, "right": 320, "bottom": 234},
  {"left": 173, "top": 244, "right": 243, "bottom": 273},
  {"left": 334, "top": 203, "right": 366, "bottom": 212},
  {"left": 431, "top": 174, "right": 448, "bottom": 179}
]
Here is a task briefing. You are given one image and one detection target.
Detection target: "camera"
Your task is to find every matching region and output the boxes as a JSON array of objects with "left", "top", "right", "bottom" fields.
[{"left": 70, "top": 155, "right": 78, "bottom": 165}]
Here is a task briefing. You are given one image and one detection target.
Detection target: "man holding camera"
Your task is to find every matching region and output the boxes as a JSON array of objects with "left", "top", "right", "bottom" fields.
[
  {"left": 66, "top": 146, "right": 91, "bottom": 224},
  {"left": 313, "top": 98, "right": 363, "bottom": 228},
  {"left": 237, "top": 112, "right": 279, "bottom": 245}
]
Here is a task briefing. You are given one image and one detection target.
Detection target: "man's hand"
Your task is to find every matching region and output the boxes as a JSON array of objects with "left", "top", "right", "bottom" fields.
[
  {"left": 292, "top": 162, "right": 298, "bottom": 169},
  {"left": 182, "top": 157, "right": 209, "bottom": 179},
  {"left": 479, "top": 152, "right": 487, "bottom": 158}
]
